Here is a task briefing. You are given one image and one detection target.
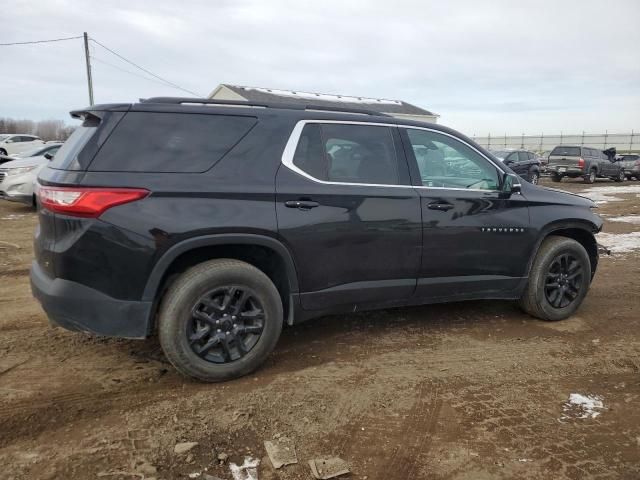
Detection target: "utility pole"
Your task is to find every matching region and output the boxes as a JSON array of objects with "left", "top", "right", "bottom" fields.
[{"left": 83, "top": 32, "right": 94, "bottom": 105}]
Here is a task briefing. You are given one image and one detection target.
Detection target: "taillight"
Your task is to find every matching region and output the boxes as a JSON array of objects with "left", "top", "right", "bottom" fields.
[
  {"left": 578, "top": 158, "right": 585, "bottom": 168},
  {"left": 37, "top": 186, "right": 149, "bottom": 218}
]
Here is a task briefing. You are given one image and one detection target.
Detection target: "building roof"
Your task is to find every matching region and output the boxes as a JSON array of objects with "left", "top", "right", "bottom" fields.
[{"left": 211, "top": 84, "right": 436, "bottom": 117}]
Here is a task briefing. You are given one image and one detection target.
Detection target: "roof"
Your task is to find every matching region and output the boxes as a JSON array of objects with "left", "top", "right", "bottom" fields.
[{"left": 212, "top": 84, "right": 436, "bottom": 117}]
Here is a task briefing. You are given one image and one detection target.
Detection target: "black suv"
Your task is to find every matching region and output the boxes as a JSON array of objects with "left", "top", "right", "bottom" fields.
[
  {"left": 490, "top": 149, "right": 541, "bottom": 184},
  {"left": 31, "top": 98, "right": 603, "bottom": 382}
]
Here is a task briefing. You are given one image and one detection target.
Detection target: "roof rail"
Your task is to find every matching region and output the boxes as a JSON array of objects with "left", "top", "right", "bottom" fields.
[{"left": 140, "top": 97, "right": 390, "bottom": 117}]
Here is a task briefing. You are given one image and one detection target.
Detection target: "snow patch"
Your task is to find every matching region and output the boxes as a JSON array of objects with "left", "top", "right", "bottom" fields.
[
  {"left": 230, "top": 456, "right": 260, "bottom": 480},
  {"left": 242, "top": 87, "right": 403, "bottom": 105},
  {"left": 562, "top": 393, "right": 604, "bottom": 419},
  {"left": 579, "top": 184, "right": 640, "bottom": 204},
  {"left": 606, "top": 215, "right": 640, "bottom": 225},
  {"left": 596, "top": 231, "right": 640, "bottom": 253}
]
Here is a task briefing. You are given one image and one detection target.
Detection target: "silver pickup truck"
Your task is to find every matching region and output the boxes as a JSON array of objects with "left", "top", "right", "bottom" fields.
[{"left": 548, "top": 145, "right": 625, "bottom": 184}]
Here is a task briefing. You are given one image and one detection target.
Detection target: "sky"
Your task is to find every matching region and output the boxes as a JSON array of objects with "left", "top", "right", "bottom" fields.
[{"left": 2, "top": 0, "right": 639, "bottom": 136}]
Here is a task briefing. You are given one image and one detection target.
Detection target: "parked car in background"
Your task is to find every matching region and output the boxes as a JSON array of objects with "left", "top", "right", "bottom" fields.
[
  {"left": 0, "top": 142, "right": 62, "bottom": 164},
  {"left": 547, "top": 145, "right": 625, "bottom": 183},
  {"left": 619, "top": 154, "right": 640, "bottom": 180},
  {"left": 490, "top": 149, "right": 541, "bottom": 184},
  {"left": 0, "top": 148, "right": 58, "bottom": 207},
  {"left": 0, "top": 134, "right": 44, "bottom": 158},
  {"left": 31, "top": 97, "right": 603, "bottom": 382},
  {"left": 537, "top": 151, "right": 550, "bottom": 172}
]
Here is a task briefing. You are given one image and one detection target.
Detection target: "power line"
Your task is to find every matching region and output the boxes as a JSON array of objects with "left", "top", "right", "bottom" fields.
[
  {"left": 0, "top": 35, "right": 82, "bottom": 46},
  {"left": 89, "top": 37, "right": 204, "bottom": 97},
  {"left": 91, "top": 55, "right": 181, "bottom": 88}
]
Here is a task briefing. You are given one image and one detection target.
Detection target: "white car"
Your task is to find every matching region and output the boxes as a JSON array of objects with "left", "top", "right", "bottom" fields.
[
  {"left": 0, "top": 134, "right": 45, "bottom": 157},
  {"left": 0, "top": 153, "right": 53, "bottom": 207}
]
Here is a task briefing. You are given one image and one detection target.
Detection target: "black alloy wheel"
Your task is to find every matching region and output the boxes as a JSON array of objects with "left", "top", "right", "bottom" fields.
[
  {"left": 188, "top": 286, "right": 265, "bottom": 363},
  {"left": 544, "top": 253, "right": 583, "bottom": 309}
]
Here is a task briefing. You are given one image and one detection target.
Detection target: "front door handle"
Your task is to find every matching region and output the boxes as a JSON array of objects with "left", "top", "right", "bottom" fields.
[
  {"left": 427, "top": 201, "right": 454, "bottom": 211},
  {"left": 285, "top": 200, "right": 319, "bottom": 210}
]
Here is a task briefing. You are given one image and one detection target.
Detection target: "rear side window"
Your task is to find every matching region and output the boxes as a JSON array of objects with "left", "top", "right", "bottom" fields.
[
  {"left": 518, "top": 152, "right": 528, "bottom": 161},
  {"left": 90, "top": 112, "right": 256, "bottom": 173},
  {"left": 49, "top": 126, "right": 98, "bottom": 170},
  {"left": 550, "top": 146, "right": 580, "bottom": 156},
  {"left": 292, "top": 123, "right": 399, "bottom": 185}
]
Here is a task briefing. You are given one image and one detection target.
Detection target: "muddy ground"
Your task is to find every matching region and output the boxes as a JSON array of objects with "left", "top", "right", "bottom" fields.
[{"left": 1, "top": 178, "right": 639, "bottom": 480}]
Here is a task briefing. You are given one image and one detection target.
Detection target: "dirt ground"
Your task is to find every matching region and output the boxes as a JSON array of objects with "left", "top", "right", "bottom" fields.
[{"left": 1, "top": 178, "right": 639, "bottom": 480}]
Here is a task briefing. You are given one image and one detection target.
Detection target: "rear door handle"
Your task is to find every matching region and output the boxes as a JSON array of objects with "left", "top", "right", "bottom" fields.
[
  {"left": 285, "top": 200, "right": 319, "bottom": 209},
  {"left": 427, "top": 201, "right": 454, "bottom": 211}
]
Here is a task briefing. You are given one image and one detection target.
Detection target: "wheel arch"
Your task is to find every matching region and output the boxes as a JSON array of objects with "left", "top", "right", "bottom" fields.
[
  {"left": 527, "top": 221, "right": 599, "bottom": 279},
  {"left": 142, "top": 234, "right": 300, "bottom": 330}
]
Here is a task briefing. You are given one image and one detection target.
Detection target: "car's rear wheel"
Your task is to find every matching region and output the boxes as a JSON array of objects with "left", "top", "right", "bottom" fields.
[
  {"left": 551, "top": 173, "right": 562, "bottom": 182},
  {"left": 614, "top": 170, "right": 625, "bottom": 182},
  {"left": 584, "top": 169, "right": 596, "bottom": 184},
  {"left": 158, "top": 259, "right": 283, "bottom": 382},
  {"left": 519, "top": 236, "right": 591, "bottom": 321},
  {"left": 529, "top": 170, "right": 540, "bottom": 185}
]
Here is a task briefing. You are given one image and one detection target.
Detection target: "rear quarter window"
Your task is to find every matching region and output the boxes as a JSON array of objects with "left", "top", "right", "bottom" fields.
[{"left": 89, "top": 112, "right": 256, "bottom": 173}]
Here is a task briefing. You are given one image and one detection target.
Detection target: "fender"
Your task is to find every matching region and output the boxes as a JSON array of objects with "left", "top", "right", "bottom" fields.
[
  {"left": 525, "top": 219, "right": 600, "bottom": 276},
  {"left": 141, "top": 233, "right": 300, "bottom": 302}
]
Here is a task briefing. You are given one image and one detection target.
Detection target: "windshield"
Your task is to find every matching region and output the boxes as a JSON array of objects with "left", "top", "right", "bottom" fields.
[
  {"left": 14, "top": 145, "right": 53, "bottom": 158},
  {"left": 491, "top": 150, "right": 511, "bottom": 159},
  {"left": 551, "top": 146, "right": 580, "bottom": 156},
  {"left": 0, "top": 135, "right": 10, "bottom": 142}
]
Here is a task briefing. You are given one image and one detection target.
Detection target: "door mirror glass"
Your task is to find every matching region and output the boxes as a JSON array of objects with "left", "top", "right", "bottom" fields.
[{"left": 502, "top": 173, "right": 522, "bottom": 195}]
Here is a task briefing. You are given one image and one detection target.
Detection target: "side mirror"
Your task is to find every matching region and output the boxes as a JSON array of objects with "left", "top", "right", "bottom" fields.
[
  {"left": 44, "top": 152, "right": 54, "bottom": 160},
  {"left": 501, "top": 173, "right": 522, "bottom": 196}
]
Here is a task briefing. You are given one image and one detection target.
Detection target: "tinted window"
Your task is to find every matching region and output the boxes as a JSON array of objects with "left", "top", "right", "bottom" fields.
[
  {"left": 90, "top": 112, "right": 256, "bottom": 173},
  {"left": 550, "top": 146, "right": 581, "bottom": 156},
  {"left": 292, "top": 123, "right": 399, "bottom": 185},
  {"left": 49, "top": 126, "right": 97, "bottom": 170},
  {"left": 406, "top": 129, "right": 500, "bottom": 191},
  {"left": 518, "top": 152, "right": 528, "bottom": 161},
  {"left": 527, "top": 152, "right": 535, "bottom": 160}
]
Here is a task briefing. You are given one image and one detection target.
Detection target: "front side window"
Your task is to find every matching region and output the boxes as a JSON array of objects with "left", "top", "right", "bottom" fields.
[
  {"left": 292, "top": 123, "right": 399, "bottom": 185},
  {"left": 405, "top": 128, "right": 500, "bottom": 191}
]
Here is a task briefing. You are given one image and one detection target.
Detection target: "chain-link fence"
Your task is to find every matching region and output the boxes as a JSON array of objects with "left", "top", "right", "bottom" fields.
[{"left": 471, "top": 131, "right": 638, "bottom": 154}]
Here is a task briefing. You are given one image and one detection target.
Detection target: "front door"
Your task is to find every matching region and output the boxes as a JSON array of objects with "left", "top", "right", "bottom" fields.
[
  {"left": 400, "top": 127, "right": 535, "bottom": 301},
  {"left": 276, "top": 121, "right": 422, "bottom": 310}
]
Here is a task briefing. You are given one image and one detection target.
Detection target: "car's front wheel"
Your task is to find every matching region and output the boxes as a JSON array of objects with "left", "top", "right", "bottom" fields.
[
  {"left": 519, "top": 236, "right": 591, "bottom": 321},
  {"left": 551, "top": 173, "right": 562, "bottom": 182},
  {"left": 0, "top": 149, "right": 7, "bottom": 156},
  {"left": 158, "top": 259, "right": 283, "bottom": 382}
]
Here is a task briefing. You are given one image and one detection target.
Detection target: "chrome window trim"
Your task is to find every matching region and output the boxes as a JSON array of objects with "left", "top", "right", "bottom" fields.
[{"left": 280, "top": 119, "right": 505, "bottom": 193}]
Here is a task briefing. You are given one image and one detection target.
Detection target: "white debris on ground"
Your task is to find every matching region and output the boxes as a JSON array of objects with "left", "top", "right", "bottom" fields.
[
  {"left": 596, "top": 231, "right": 640, "bottom": 253},
  {"left": 606, "top": 215, "right": 640, "bottom": 225},
  {"left": 0, "top": 214, "right": 27, "bottom": 220},
  {"left": 561, "top": 393, "right": 605, "bottom": 420},
  {"left": 230, "top": 456, "right": 260, "bottom": 480},
  {"left": 579, "top": 184, "right": 640, "bottom": 204}
]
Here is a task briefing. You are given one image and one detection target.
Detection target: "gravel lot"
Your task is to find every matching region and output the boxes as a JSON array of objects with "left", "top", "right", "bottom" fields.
[{"left": 1, "top": 179, "right": 639, "bottom": 480}]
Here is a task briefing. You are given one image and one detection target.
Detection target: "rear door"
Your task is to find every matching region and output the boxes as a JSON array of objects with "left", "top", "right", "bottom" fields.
[
  {"left": 400, "top": 127, "right": 533, "bottom": 301},
  {"left": 276, "top": 120, "right": 422, "bottom": 310}
]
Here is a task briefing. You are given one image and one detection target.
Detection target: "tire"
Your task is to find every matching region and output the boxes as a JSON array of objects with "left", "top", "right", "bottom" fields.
[
  {"left": 584, "top": 169, "right": 596, "bottom": 184},
  {"left": 519, "top": 236, "right": 591, "bottom": 321},
  {"left": 614, "top": 170, "right": 625, "bottom": 183},
  {"left": 529, "top": 170, "right": 540, "bottom": 185},
  {"left": 158, "top": 259, "right": 283, "bottom": 382},
  {"left": 0, "top": 149, "right": 6, "bottom": 156},
  {"left": 551, "top": 173, "right": 562, "bottom": 183}
]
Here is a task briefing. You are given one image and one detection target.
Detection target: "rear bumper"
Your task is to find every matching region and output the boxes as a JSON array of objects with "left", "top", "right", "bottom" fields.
[
  {"left": 549, "top": 166, "right": 585, "bottom": 177},
  {"left": 30, "top": 260, "right": 152, "bottom": 338}
]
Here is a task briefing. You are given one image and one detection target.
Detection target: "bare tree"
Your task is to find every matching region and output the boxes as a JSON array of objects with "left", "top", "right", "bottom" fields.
[{"left": 0, "top": 117, "right": 76, "bottom": 141}]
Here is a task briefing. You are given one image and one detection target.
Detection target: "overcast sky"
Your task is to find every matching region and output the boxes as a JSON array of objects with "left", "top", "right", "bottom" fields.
[{"left": 2, "top": 0, "right": 639, "bottom": 135}]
